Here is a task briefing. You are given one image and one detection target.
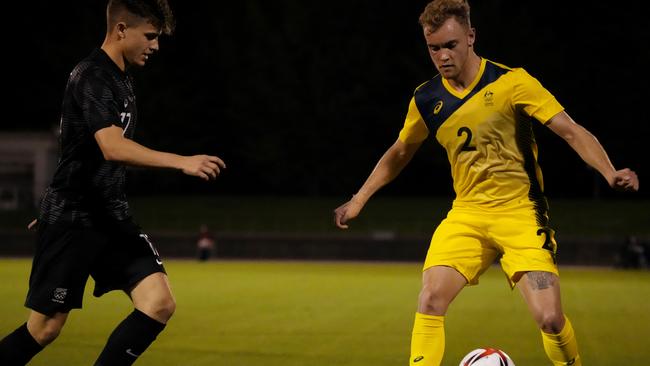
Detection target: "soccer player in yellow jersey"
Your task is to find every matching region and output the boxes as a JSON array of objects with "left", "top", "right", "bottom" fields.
[{"left": 334, "top": 1, "right": 639, "bottom": 365}]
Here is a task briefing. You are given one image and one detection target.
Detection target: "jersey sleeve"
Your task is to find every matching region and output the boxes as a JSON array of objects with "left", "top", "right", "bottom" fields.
[
  {"left": 398, "top": 96, "right": 429, "bottom": 144},
  {"left": 511, "top": 68, "right": 564, "bottom": 124},
  {"left": 73, "top": 67, "right": 121, "bottom": 134}
]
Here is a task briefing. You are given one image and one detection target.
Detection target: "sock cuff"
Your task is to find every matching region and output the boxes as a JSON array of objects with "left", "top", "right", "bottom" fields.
[
  {"left": 558, "top": 316, "right": 573, "bottom": 336},
  {"left": 415, "top": 312, "right": 445, "bottom": 323},
  {"left": 18, "top": 323, "right": 43, "bottom": 350},
  {"left": 0, "top": 323, "right": 43, "bottom": 365},
  {"left": 541, "top": 315, "right": 574, "bottom": 342},
  {"left": 131, "top": 309, "right": 166, "bottom": 333}
]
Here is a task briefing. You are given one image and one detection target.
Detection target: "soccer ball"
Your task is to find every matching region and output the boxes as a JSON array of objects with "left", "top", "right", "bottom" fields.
[{"left": 459, "top": 348, "right": 515, "bottom": 366}]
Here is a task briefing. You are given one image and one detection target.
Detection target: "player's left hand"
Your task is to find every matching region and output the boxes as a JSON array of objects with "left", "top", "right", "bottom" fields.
[{"left": 611, "top": 168, "right": 639, "bottom": 192}]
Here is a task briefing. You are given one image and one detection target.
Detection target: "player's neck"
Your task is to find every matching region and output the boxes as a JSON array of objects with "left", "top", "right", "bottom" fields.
[
  {"left": 446, "top": 52, "right": 482, "bottom": 91},
  {"left": 101, "top": 39, "right": 126, "bottom": 72}
]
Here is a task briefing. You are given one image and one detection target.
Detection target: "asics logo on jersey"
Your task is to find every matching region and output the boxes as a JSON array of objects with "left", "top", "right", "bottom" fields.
[{"left": 433, "top": 101, "right": 443, "bottom": 115}]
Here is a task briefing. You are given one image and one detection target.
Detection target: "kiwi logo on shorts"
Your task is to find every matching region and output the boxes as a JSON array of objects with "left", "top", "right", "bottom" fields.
[{"left": 52, "top": 288, "right": 67, "bottom": 304}]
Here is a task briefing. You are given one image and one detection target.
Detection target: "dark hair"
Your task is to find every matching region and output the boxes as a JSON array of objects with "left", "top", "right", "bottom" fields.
[
  {"left": 107, "top": 0, "right": 175, "bottom": 35},
  {"left": 419, "top": 0, "right": 470, "bottom": 33}
]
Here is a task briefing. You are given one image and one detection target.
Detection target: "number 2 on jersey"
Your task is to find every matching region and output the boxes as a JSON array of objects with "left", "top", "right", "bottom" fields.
[
  {"left": 457, "top": 126, "right": 476, "bottom": 152},
  {"left": 537, "top": 228, "right": 555, "bottom": 252}
]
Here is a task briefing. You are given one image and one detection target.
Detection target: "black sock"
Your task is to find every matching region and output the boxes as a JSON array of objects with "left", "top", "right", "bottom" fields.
[
  {"left": 0, "top": 323, "right": 44, "bottom": 366},
  {"left": 94, "top": 309, "right": 166, "bottom": 366}
]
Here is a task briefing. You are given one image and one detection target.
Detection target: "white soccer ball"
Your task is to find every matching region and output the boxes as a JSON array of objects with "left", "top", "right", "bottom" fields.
[{"left": 459, "top": 348, "right": 515, "bottom": 366}]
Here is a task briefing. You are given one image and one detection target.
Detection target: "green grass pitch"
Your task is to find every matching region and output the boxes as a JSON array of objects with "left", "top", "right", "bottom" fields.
[{"left": 1, "top": 259, "right": 649, "bottom": 365}]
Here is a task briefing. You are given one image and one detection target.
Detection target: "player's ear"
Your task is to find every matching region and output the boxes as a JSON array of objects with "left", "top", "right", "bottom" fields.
[
  {"left": 116, "top": 22, "right": 128, "bottom": 40},
  {"left": 467, "top": 27, "right": 476, "bottom": 47}
]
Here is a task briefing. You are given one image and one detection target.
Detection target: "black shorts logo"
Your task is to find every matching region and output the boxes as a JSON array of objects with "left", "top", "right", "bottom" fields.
[
  {"left": 140, "top": 233, "right": 163, "bottom": 265},
  {"left": 52, "top": 288, "right": 68, "bottom": 304}
]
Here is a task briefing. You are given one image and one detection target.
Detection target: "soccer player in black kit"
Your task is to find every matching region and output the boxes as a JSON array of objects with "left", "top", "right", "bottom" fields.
[{"left": 0, "top": 1, "right": 226, "bottom": 365}]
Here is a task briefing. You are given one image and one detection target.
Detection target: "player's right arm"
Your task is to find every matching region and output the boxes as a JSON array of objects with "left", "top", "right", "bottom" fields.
[
  {"left": 334, "top": 139, "right": 422, "bottom": 229},
  {"left": 94, "top": 126, "right": 226, "bottom": 180},
  {"left": 545, "top": 111, "right": 638, "bottom": 192}
]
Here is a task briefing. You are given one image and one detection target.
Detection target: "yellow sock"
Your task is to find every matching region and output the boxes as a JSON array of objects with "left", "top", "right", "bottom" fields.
[
  {"left": 410, "top": 312, "right": 445, "bottom": 366},
  {"left": 541, "top": 316, "right": 581, "bottom": 366}
]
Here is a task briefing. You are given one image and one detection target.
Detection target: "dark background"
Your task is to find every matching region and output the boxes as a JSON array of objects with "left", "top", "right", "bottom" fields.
[{"left": 7, "top": 1, "right": 649, "bottom": 199}]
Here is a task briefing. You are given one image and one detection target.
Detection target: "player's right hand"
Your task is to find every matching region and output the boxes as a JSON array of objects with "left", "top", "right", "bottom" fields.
[
  {"left": 334, "top": 198, "right": 364, "bottom": 229},
  {"left": 611, "top": 168, "right": 639, "bottom": 192},
  {"left": 181, "top": 155, "right": 226, "bottom": 181}
]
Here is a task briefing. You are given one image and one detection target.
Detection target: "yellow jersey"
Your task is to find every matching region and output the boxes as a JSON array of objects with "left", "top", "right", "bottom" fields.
[{"left": 398, "top": 58, "right": 564, "bottom": 226}]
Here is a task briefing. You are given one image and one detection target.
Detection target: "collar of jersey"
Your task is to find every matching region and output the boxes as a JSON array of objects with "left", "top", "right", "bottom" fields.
[
  {"left": 96, "top": 48, "right": 128, "bottom": 77},
  {"left": 441, "top": 57, "right": 486, "bottom": 99}
]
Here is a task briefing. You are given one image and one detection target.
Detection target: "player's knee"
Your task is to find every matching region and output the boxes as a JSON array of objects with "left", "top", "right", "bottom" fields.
[
  {"left": 150, "top": 296, "right": 176, "bottom": 322},
  {"left": 32, "top": 322, "right": 63, "bottom": 346},
  {"left": 418, "top": 287, "right": 449, "bottom": 315},
  {"left": 538, "top": 311, "right": 564, "bottom": 334},
  {"left": 162, "top": 297, "right": 176, "bottom": 319}
]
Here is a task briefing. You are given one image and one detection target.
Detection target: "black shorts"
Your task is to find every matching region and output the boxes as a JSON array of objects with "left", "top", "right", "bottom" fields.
[{"left": 25, "top": 218, "right": 166, "bottom": 316}]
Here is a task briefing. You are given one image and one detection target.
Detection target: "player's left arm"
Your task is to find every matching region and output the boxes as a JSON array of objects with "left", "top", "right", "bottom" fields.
[{"left": 546, "top": 111, "right": 639, "bottom": 192}]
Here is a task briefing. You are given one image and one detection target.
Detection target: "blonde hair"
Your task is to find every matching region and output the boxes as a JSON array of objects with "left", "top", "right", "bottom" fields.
[{"left": 419, "top": 0, "right": 471, "bottom": 32}]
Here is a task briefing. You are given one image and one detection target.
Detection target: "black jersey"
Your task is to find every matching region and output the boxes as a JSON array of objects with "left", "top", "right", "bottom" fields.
[{"left": 40, "top": 48, "right": 137, "bottom": 226}]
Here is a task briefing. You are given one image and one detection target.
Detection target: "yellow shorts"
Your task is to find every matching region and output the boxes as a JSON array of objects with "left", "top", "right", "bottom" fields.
[{"left": 423, "top": 204, "right": 558, "bottom": 288}]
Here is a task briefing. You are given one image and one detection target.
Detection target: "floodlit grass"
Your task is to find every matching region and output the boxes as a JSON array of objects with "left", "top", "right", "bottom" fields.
[{"left": 1, "top": 259, "right": 649, "bottom": 365}]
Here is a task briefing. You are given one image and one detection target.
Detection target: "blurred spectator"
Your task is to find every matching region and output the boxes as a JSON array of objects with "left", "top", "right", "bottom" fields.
[
  {"left": 196, "top": 224, "right": 216, "bottom": 261},
  {"left": 617, "top": 235, "right": 647, "bottom": 269}
]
